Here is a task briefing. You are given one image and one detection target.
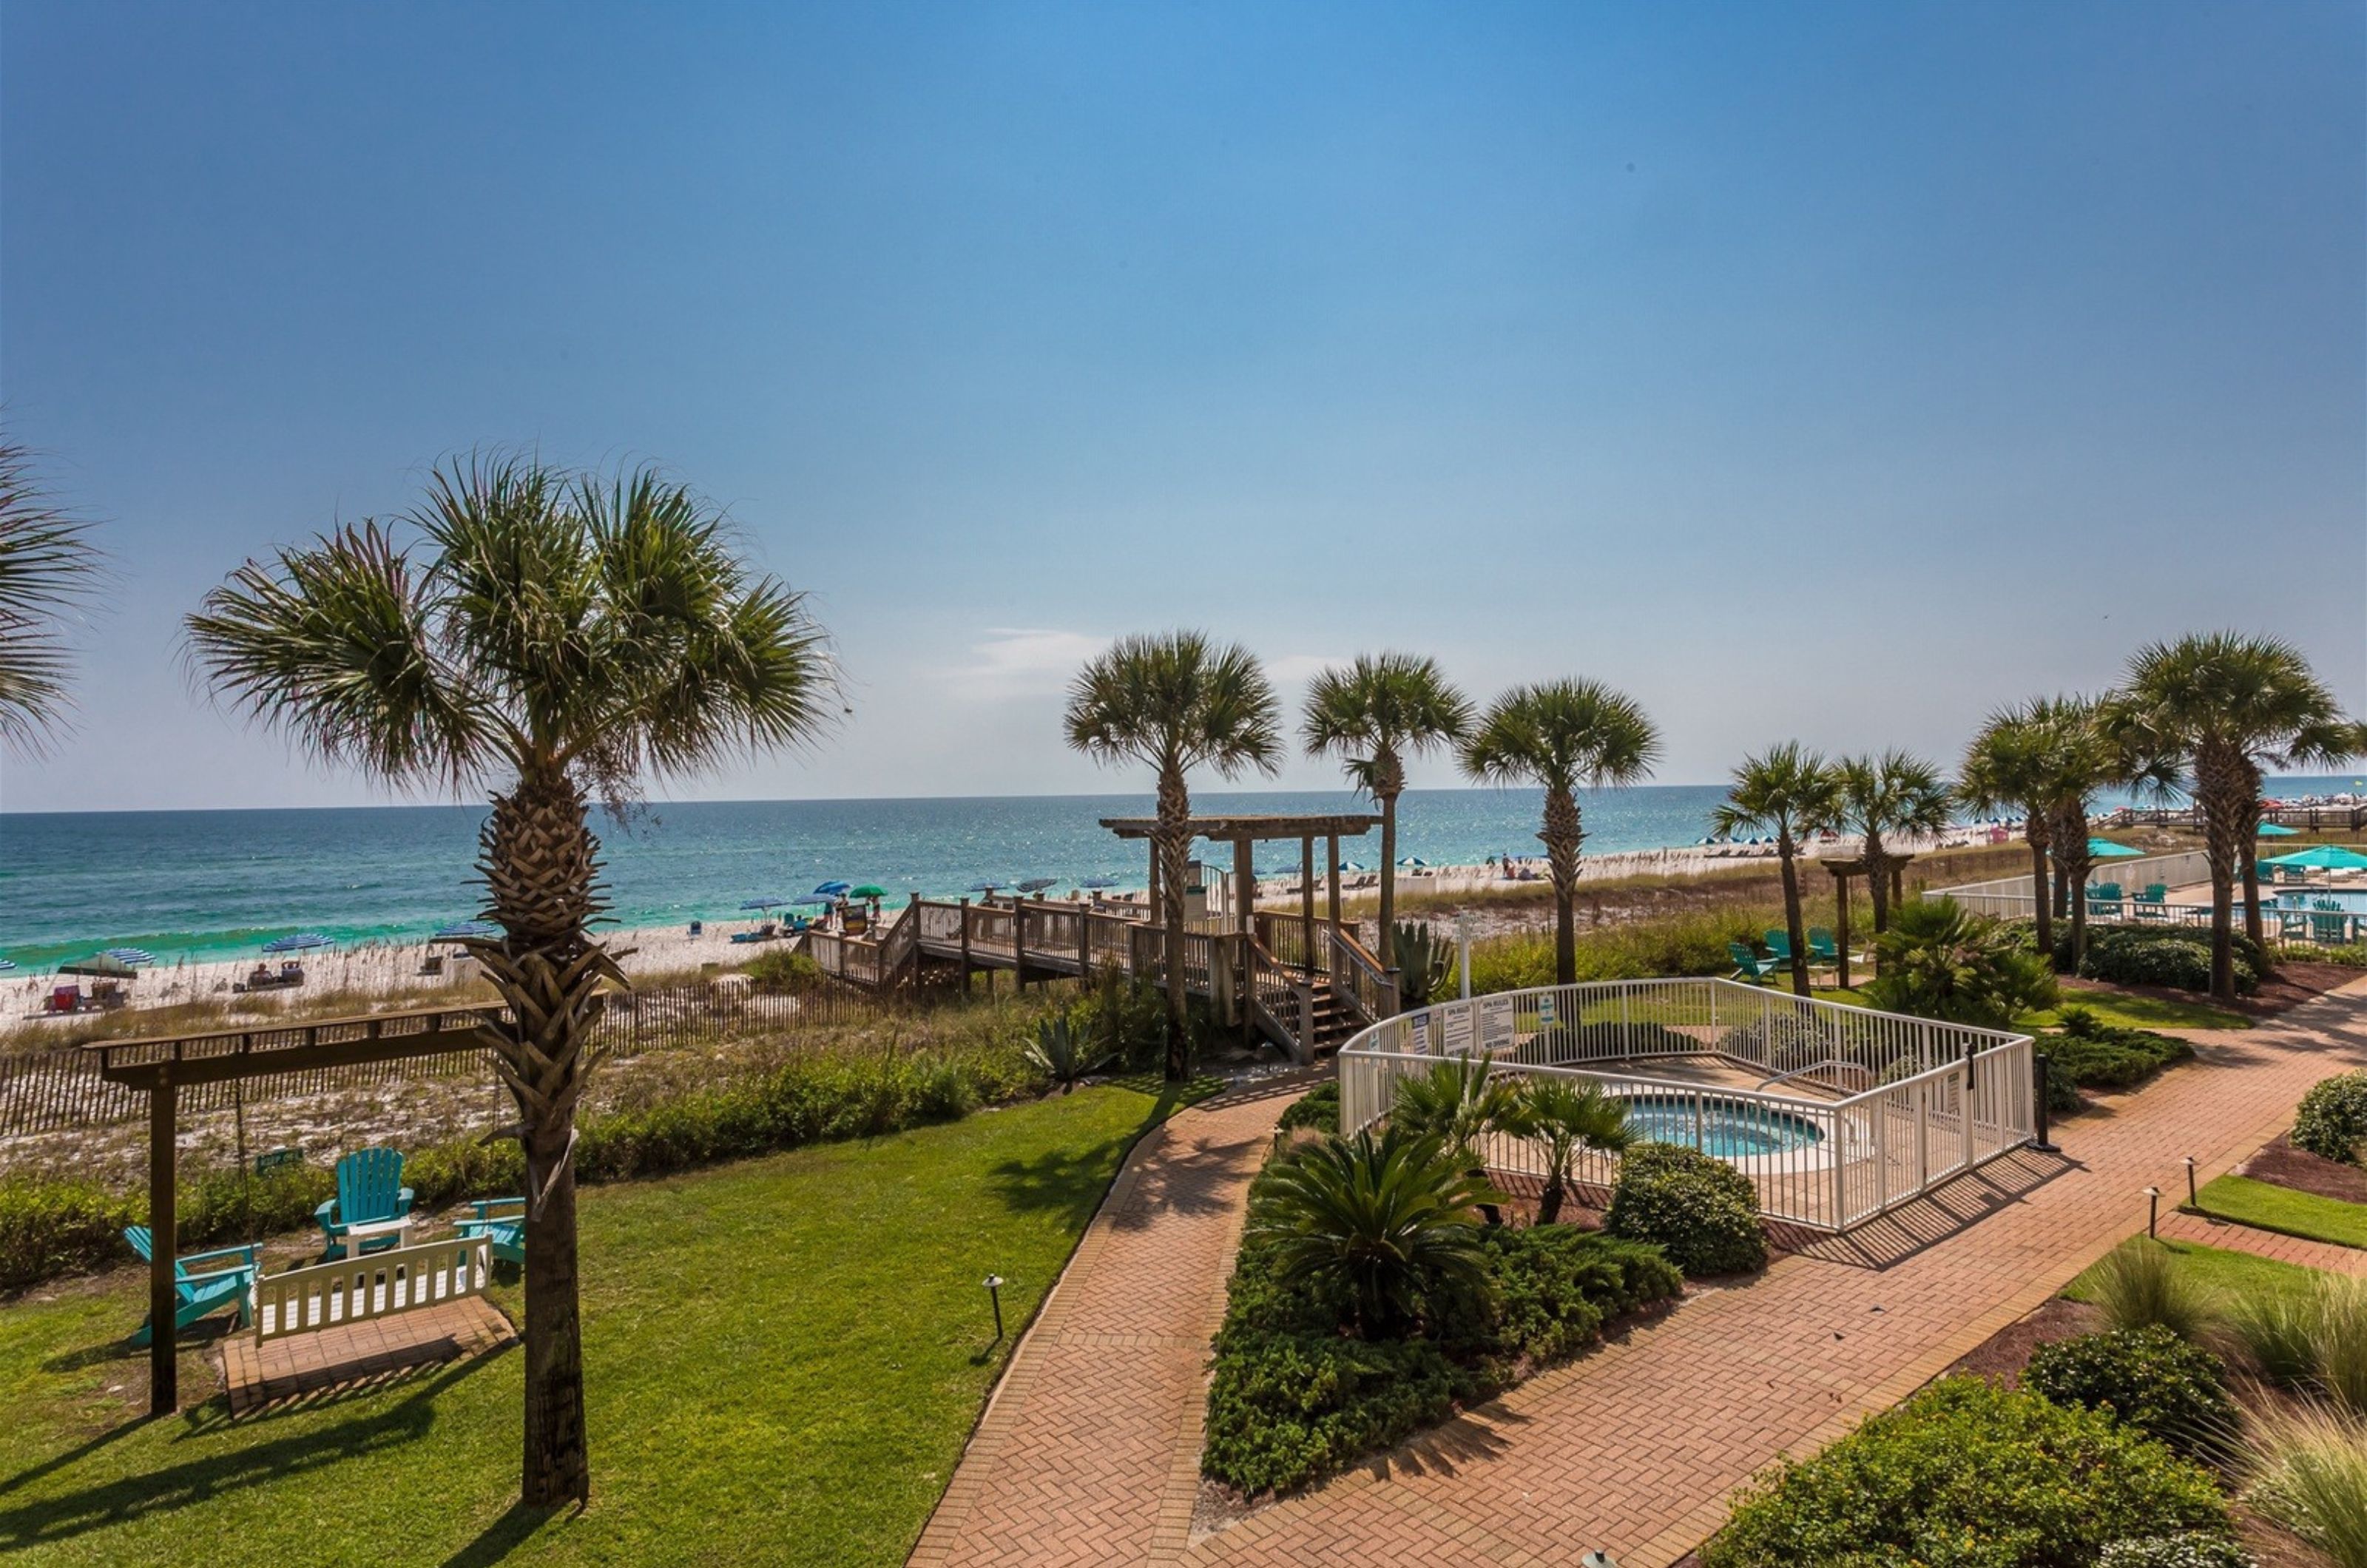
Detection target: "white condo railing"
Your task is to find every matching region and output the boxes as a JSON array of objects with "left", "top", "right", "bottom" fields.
[
  {"left": 1934, "top": 848, "right": 2367, "bottom": 944},
  {"left": 1336, "top": 978, "right": 2034, "bottom": 1233}
]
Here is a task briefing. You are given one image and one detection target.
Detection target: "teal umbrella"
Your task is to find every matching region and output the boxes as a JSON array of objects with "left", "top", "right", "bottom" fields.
[
  {"left": 2087, "top": 838, "right": 2145, "bottom": 859},
  {"left": 2266, "top": 845, "right": 2367, "bottom": 871},
  {"left": 2257, "top": 822, "right": 2300, "bottom": 837}
]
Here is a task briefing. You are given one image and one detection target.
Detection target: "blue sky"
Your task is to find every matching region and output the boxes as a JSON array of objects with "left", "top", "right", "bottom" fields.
[{"left": 3, "top": 1, "right": 2361, "bottom": 812}]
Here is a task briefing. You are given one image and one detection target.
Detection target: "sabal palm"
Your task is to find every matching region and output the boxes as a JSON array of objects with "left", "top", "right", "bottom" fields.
[
  {"left": 1519, "top": 1076, "right": 1631, "bottom": 1225},
  {"left": 0, "top": 439, "right": 104, "bottom": 756},
  {"left": 2109, "top": 633, "right": 2365, "bottom": 1001},
  {"left": 1249, "top": 1126, "right": 1494, "bottom": 1337},
  {"left": 1710, "top": 743, "right": 1841, "bottom": 996},
  {"left": 1958, "top": 703, "right": 2062, "bottom": 958},
  {"left": 1064, "top": 631, "right": 1281, "bottom": 1077},
  {"left": 186, "top": 454, "right": 835, "bottom": 1505},
  {"left": 1301, "top": 652, "right": 1471, "bottom": 945},
  {"left": 2027, "top": 695, "right": 2137, "bottom": 972},
  {"left": 1837, "top": 750, "right": 1951, "bottom": 933},
  {"left": 1460, "top": 680, "right": 1661, "bottom": 984},
  {"left": 1391, "top": 1052, "right": 1526, "bottom": 1163}
]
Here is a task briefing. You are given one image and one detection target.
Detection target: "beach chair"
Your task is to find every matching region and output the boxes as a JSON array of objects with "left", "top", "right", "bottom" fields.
[
  {"left": 456, "top": 1197, "right": 525, "bottom": 1267},
  {"left": 124, "top": 1226, "right": 258, "bottom": 1346},
  {"left": 314, "top": 1148, "right": 413, "bottom": 1260},
  {"left": 2278, "top": 908, "right": 2313, "bottom": 941},
  {"left": 2086, "top": 883, "right": 2124, "bottom": 919},
  {"left": 2313, "top": 901, "right": 2349, "bottom": 944},
  {"left": 1763, "top": 930, "right": 1796, "bottom": 963},
  {"left": 1727, "top": 942, "right": 1783, "bottom": 982},
  {"left": 2141, "top": 884, "right": 2167, "bottom": 904},
  {"left": 1807, "top": 927, "right": 1849, "bottom": 965}
]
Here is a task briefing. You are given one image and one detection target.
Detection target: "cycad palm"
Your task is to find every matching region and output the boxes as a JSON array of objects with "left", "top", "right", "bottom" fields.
[
  {"left": 1249, "top": 1126, "right": 1494, "bottom": 1337},
  {"left": 1837, "top": 749, "right": 1952, "bottom": 933},
  {"left": 0, "top": 439, "right": 105, "bottom": 756},
  {"left": 1710, "top": 743, "right": 1842, "bottom": 996},
  {"left": 1460, "top": 680, "right": 1661, "bottom": 984},
  {"left": 186, "top": 455, "right": 836, "bottom": 1504},
  {"left": 1064, "top": 631, "right": 1281, "bottom": 1077},
  {"left": 1301, "top": 652, "right": 1472, "bottom": 944},
  {"left": 2109, "top": 633, "right": 2365, "bottom": 1001},
  {"left": 1519, "top": 1076, "right": 1632, "bottom": 1225}
]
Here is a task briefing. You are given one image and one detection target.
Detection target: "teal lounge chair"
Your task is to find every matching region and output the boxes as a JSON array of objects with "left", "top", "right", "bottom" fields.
[
  {"left": 1807, "top": 927, "right": 1847, "bottom": 964},
  {"left": 1763, "top": 930, "right": 1797, "bottom": 963},
  {"left": 2313, "top": 900, "right": 2349, "bottom": 944},
  {"left": 2141, "top": 883, "right": 2167, "bottom": 904},
  {"left": 456, "top": 1197, "right": 525, "bottom": 1266},
  {"left": 2087, "top": 883, "right": 2124, "bottom": 918},
  {"left": 124, "top": 1226, "right": 257, "bottom": 1346},
  {"left": 1728, "top": 942, "right": 1782, "bottom": 982},
  {"left": 315, "top": 1148, "right": 413, "bottom": 1260}
]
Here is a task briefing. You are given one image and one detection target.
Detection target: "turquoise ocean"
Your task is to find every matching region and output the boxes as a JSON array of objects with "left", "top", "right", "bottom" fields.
[{"left": 1, "top": 777, "right": 2356, "bottom": 970}]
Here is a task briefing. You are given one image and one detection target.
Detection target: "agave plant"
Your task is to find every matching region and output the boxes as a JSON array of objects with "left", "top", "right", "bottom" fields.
[
  {"left": 1247, "top": 1126, "right": 1494, "bottom": 1337},
  {"left": 1519, "top": 1076, "right": 1632, "bottom": 1225},
  {"left": 1390, "top": 920, "right": 1455, "bottom": 1009},
  {"left": 1029, "top": 1015, "right": 1115, "bottom": 1093}
]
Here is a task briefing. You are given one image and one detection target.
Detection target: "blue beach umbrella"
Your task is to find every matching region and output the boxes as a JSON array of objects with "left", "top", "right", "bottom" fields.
[
  {"left": 1017, "top": 877, "right": 1057, "bottom": 893},
  {"left": 433, "top": 920, "right": 500, "bottom": 940},
  {"left": 788, "top": 894, "right": 835, "bottom": 908},
  {"left": 2257, "top": 822, "right": 2300, "bottom": 837},
  {"left": 739, "top": 897, "right": 791, "bottom": 910},
  {"left": 0, "top": 958, "right": 15, "bottom": 972},
  {"left": 814, "top": 880, "right": 852, "bottom": 897},
  {"left": 1080, "top": 876, "right": 1121, "bottom": 890},
  {"left": 965, "top": 881, "right": 1002, "bottom": 893},
  {"left": 262, "top": 933, "right": 333, "bottom": 954},
  {"left": 1397, "top": 856, "right": 1429, "bottom": 869},
  {"left": 104, "top": 947, "right": 158, "bottom": 966}
]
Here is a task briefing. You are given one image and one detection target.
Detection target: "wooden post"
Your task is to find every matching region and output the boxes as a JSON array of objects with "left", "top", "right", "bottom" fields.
[
  {"left": 1013, "top": 899, "right": 1028, "bottom": 991},
  {"left": 959, "top": 897, "right": 972, "bottom": 994},
  {"left": 1326, "top": 834, "right": 1342, "bottom": 937},
  {"left": 1236, "top": 837, "right": 1256, "bottom": 1043},
  {"left": 1300, "top": 835, "right": 1317, "bottom": 974},
  {"left": 148, "top": 1065, "right": 178, "bottom": 1415},
  {"left": 1147, "top": 840, "right": 1161, "bottom": 913},
  {"left": 1833, "top": 869, "right": 1854, "bottom": 991}
]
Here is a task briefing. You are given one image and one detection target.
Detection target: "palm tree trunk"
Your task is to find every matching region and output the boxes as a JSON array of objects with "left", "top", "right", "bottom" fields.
[
  {"left": 2195, "top": 749, "right": 2248, "bottom": 1003},
  {"left": 2240, "top": 773, "right": 2268, "bottom": 960},
  {"left": 1155, "top": 765, "right": 1192, "bottom": 1080},
  {"left": 473, "top": 769, "right": 618, "bottom": 1508},
  {"left": 1378, "top": 782, "right": 1399, "bottom": 953},
  {"left": 2051, "top": 802, "right": 2092, "bottom": 973},
  {"left": 2026, "top": 825, "right": 2053, "bottom": 959},
  {"left": 1537, "top": 1166, "right": 1566, "bottom": 1226},
  {"left": 1542, "top": 786, "right": 1581, "bottom": 985},
  {"left": 1777, "top": 828, "right": 1809, "bottom": 997},
  {"left": 1865, "top": 828, "right": 1891, "bottom": 933}
]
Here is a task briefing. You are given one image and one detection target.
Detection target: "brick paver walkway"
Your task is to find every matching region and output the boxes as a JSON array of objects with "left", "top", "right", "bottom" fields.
[{"left": 913, "top": 982, "right": 2367, "bottom": 1568}]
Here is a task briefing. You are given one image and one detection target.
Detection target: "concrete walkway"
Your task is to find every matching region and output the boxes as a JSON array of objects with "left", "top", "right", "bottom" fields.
[{"left": 911, "top": 981, "right": 2367, "bottom": 1568}]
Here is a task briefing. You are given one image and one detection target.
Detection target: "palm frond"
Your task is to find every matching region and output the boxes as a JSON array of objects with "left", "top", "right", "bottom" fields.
[{"left": 0, "top": 440, "right": 106, "bottom": 755}]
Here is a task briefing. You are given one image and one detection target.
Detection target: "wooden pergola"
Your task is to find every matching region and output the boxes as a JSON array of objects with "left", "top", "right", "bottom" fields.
[
  {"left": 1098, "top": 811, "right": 1385, "bottom": 959},
  {"left": 85, "top": 1005, "right": 503, "bottom": 1415}
]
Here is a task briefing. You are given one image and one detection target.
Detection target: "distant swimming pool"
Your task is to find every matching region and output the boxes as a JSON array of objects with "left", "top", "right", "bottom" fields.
[
  {"left": 1622, "top": 1095, "right": 1824, "bottom": 1158},
  {"left": 2276, "top": 889, "right": 2367, "bottom": 913}
]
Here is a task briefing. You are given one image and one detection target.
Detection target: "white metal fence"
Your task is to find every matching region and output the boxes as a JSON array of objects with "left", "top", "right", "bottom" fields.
[
  {"left": 1336, "top": 978, "right": 2034, "bottom": 1232},
  {"left": 1935, "top": 849, "right": 2367, "bottom": 944}
]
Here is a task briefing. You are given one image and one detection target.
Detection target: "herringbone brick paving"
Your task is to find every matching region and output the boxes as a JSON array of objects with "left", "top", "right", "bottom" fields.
[{"left": 911, "top": 981, "right": 2367, "bottom": 1568}]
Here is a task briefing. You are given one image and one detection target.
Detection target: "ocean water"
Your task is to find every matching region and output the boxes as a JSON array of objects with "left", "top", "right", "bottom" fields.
[{"left": 1, "top": 774, "right": 2355, "bottom": 969}]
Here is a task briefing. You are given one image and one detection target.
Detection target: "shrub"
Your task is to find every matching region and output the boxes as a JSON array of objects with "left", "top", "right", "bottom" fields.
[
  {"left": 2086, "top": 1240, "right": 2217, "bottom": 1342},
  {"left": 1604, "top": 1143, "right": 1766, "bottom": 1277},
  {"left": 1027, "top": 1016, "right": 1113, "bottom": 1092},
  {"left": 1453, "top": 1226, "right": 1680, "bottom": 1365},
  {"left": 1276, "top": 1081, "right": 1339, "bottom": 1136},
  {"left": 2042, "top": 1010, "right": 2195, "bottom": 1111},
  {"left": 180, "top": 1161, "right": 335, "bottom": 1248},
  {"left": 0, "top": 1175, "right": 138, "bottom": 1294},
  {"left": 2080, "top": 928, "right": 2258, "bottom": 996},
  {"left": 2099, "top": 1537, "right": 2255, "bottom": 1568},
  {"left": 2295, "top": 1070, "right": 2367, "bottom": 1165},
  {"left": 1865, "top": 897, "right": 2059, "bottom": 1027},
  {"left": 1704, "top": 1378, "right": 2235, "bottom": 1567},
  {"left": 2055, "top": 923, "right": 2266, "bottom": 979},
  {"left": 743, "top": 948, "right": 828, "bottom": 993},
  {"left": 1067, "top": 964, "right": 1168, "bottom": 1074},
  {"left": 2023, "top": 1326, "right": 2237, "bottom": 1459},
  {"left": 403, "top": 1135, "right": 527, "bottom": 1212},
  {"left": 1201, "top": 1331, "right": 1459, "bottom": 1495}
]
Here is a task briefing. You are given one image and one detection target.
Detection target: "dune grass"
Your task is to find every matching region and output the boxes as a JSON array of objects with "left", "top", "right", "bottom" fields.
[
  {"left": 0, "top": 1078, "right": 1204, "bottom": 1566},
  {"left": 2192, "top": 1174, "right": 2367, "bottom": 1251}
]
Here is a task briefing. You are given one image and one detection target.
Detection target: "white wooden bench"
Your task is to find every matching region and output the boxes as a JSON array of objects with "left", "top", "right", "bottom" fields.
[{"left": 253, "top": 1235, "right": 491, "bottom": 1343}]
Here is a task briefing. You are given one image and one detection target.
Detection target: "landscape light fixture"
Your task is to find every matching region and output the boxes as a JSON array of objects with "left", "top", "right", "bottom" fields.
[
  {"left": 2145, "top": 1186, "right": 2161, "bottom": 1239},
  {"left": 984, "top": 1273, "right": 1005, "bottom": 1341},
  {"left": 2031, "top": 1050, "right": 2058, "bottom": 1153},
  {"left": 1580, "top": 1554, "right": 1619, "bottom": 1567},
  {"left": 2184, "top": 1155, "right": 2198, "bottom": 1208}
]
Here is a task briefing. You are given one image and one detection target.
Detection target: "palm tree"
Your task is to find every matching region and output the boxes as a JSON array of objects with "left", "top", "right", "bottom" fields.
[
  {"left": 1837, "top": 750, "right": 1952, "bottom": 933},
  {"left": 1064, "top": 632, "right": 1281, "bottom": 1077},
  {"left": 2108, "top": 634, "right": 2365, "bottom": 1002},
  {"left": 1249, "top": 1126, "right": 1494, "bottom": 1337},
  {"left": 1710, "top": 743, "right": 1842, "bottom": 996},
  {"left": 1301, "top": 652, "right": 1472, "bottom": 946},
  {"left": 0, "top": 439, "right": 105, "bottom": 755},
  {"left": 1958, "top": 703, "right": 2059, "bottom": 959},
  {"left": 1391, "top": 1051, "right": 1526, "bottom": 1225},
  {"left": 1459, "top": 680, "right": 1661, "bottom": 984},
  {"left": 186, "top": 454, "right": 837, "bottom": 1506},
  {"left": 1518, "top": 1076, "right": 1632, "bottom": 1225}
]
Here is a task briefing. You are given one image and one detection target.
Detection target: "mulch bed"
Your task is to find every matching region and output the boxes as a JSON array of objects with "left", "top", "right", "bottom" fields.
[
  {"left": 1942, "top": 1296, "right": 2103, "bottom": 1387},
  {"left": 2062, "top": 959, "right": 2361, "bottom": 1023},
  {"left": 2234, "top": 1132, "right": 2367, "bottom": 1203}
]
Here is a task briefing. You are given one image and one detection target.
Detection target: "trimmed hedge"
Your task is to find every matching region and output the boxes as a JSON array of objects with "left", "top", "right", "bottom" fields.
[
  {"left": 1201, "top": 1331, "right": 1461, "bottom": 1496},
  {"left": 2292, "top": 1069, "right": 2367, "bottom": 1165},
  {"left": 1457, "top": 1225, "right": 1680, "bottom": 1367},
  {"left": 1704, "top": 1378, "right": 2235, "bottom": 1567},
  {"left": 1276, "top": 1081, "right": 1340, "bottom": 1136},
  {"left": 2042, "top": 1010, "right": 2195, "bottom": 1112},
  {"left": 2071, "top": 926, "right": 2259, "bottom": 996},
  {"left": 2022, "top": 1326, "right": 2235, "bottom": 1459},
  {"left": 1604, "top": 1142, "right": 1768, "bottom": 1277}
]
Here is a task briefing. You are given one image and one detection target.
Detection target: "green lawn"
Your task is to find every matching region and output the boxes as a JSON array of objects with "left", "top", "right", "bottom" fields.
[
  {"left": 0, "top": 1081, "right": 1203, "bottom": 1566},
  {"left": 2064, "top": 1237, "right": 2326, "bottom": 1307},
  {"left": 2191, "top": 1175, "right": 2367, "bottom": 1251},
  {"left": 1809, "top": 984, "right": 2248, "bottom": 1033}
]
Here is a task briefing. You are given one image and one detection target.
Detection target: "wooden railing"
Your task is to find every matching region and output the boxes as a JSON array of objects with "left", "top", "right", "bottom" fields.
[
  {"left": 1328, "top": 926, "right": 1398, "bottom": 1025},
  {"left": 254, "top": 1235, "right": 490, "bottom": 1342}
]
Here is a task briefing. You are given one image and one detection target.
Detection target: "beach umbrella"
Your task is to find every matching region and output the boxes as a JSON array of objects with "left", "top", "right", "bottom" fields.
[
  {"left": 1339, "top": 860, "right": 1366, "bottom": 873},
  {"left": 851, "top": 885, "right": 891, "bottom": 899},
  {"left": 0, "top": 958, "right": 15, "bottom": 972},
  {"left": 2266, "top": 845, "right": 2367, "bottom": 871},
  {"left": 2086, "top": 839, "right": 2144, "bottom": 859},
  {"left": 789, "top": 894, "right": 835, "bottom": 908},
  {"left": 262, "top": 933, "right": 333, "bottom": 953},
  {"left": 103, "top": 947, "right": 157, "bottom": 966},
  {"left": 1080, "top": 876, "right": 1121, "bottom": 890},
  {"left": 814, "top": 880, "right": 852, "bottom": 896},
  {"left": 61, "top": 954, "right": 138, "bottom": 979},
  {"left": 433, "top": 920, "right": 500, "bottom": 940},
  {"left": 965, "top": 881, "right": 1002, "bottom": 893},
  {"left": 1397, "top": 856, "right": 1429, "bottom": 869},
  {"left": 2257, "top": 822, "right": 2300, "bottom": 837},
  {"left": 739, "top": 897, "right": 789, "bottom": 910}
]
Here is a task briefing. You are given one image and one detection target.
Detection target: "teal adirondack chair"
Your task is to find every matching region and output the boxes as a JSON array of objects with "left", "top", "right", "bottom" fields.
[
  {"left": 124, "top": 1226, "right": 257, "bottom": 1345},
  {"left": 1807, "top": 927, "right": 1843, "bottom": 964},
  {"left": 315, "top": 1148, "right": 414, "bottom": 1259},
  {"left": 455, "top": 1197, "right": 525, "bottom": 1266},
  {"left": 2086, "top": 882, "right": 2124, "bottom": 918},
  {"left": 2313, "top": 899, "right": 2349, "bottom": 944},
  {"left": 1728, "top": 942, "right": 1782, "bottom": 982},
  {"left": 1762, "top": 930, "right": 1797, "bottom": 962}
]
